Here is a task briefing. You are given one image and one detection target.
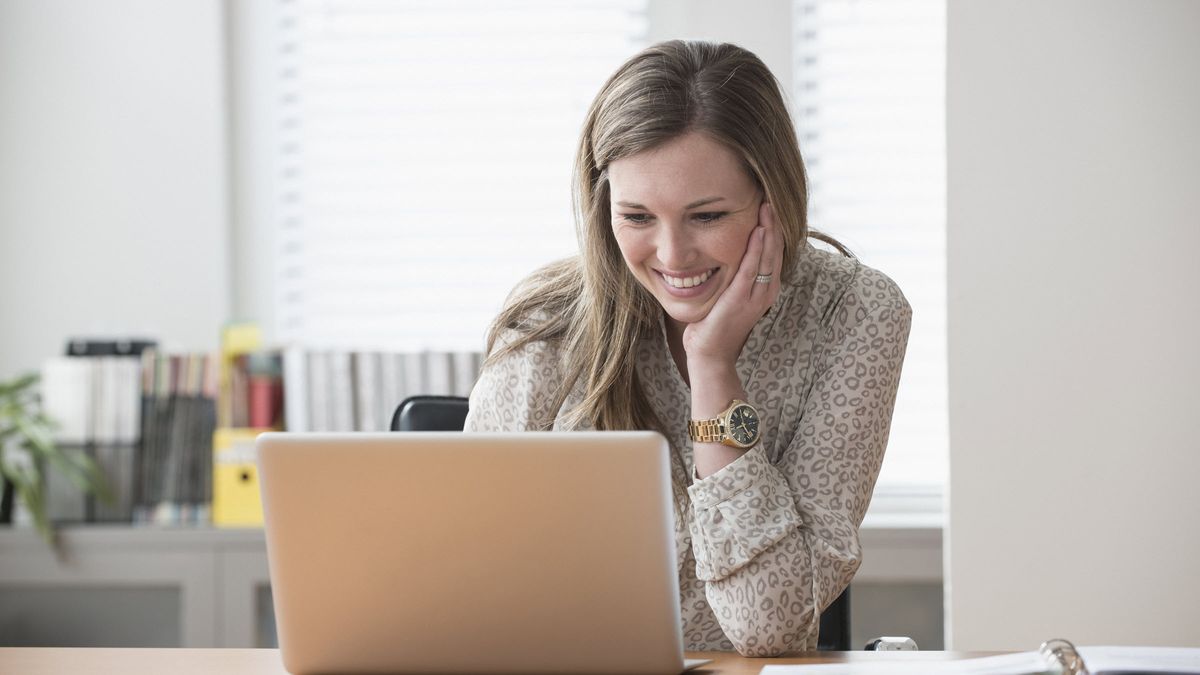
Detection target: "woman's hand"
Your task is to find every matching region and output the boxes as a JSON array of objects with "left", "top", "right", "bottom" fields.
[
  {"left": 681, "top": 200, "right": 784, "bottom": 370},
  {"left": 686, "top": 200, "right": 783, "bottom": 477}
]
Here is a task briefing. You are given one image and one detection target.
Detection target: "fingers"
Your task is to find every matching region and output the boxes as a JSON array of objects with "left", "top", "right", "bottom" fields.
[
  {"left": 757, "top": 202, "right": 782, "bottom": 275},
  {"left": 732, "top": 218, "right": 766, "bottom": 298},
  {"left": 750, "top": 202, "right": 782, "bottom": 305}
]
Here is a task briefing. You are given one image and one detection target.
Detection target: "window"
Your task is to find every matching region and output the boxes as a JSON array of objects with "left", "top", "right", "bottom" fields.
[
  {"left": 793, "top": 0, "right": 947, "bottom": 505},
  {"left": 242, "top": 0, "right": 948, "bottom": 515},
  {"left": 263, "top": 0, "right": 649, "bottom": 351}
]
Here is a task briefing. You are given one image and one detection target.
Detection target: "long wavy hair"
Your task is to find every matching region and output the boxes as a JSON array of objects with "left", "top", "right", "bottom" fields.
[{"left": 484, "top": 40, "right": 850, "bottom": 433}]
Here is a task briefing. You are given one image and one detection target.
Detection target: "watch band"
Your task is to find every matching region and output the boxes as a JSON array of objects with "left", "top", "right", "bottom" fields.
[{"left": 688, "top": 417, "right": 728, "bottom": 444}]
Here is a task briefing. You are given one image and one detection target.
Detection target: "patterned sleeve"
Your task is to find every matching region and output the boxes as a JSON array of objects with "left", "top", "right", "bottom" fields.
[
  {"left": 463, "top": 329, "right": 562, "bottom": 433},
  {"left": 685, "top": 292, "right": 913, "bottom": 656}
]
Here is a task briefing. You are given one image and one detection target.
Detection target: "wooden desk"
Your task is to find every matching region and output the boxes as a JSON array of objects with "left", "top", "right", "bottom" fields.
[{"left": 0, "top": 648, "right": 991, "bottom": 674}]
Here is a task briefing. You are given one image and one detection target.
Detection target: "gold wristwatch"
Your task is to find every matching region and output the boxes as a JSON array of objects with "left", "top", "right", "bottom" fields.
[{"left": 688, "top": 399, "right": 761, "bottom": 449}]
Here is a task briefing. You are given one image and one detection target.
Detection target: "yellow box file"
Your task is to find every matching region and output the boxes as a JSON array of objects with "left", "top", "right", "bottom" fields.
[{"left": 212, "top": 427, "right": 268, "bottom": 527}]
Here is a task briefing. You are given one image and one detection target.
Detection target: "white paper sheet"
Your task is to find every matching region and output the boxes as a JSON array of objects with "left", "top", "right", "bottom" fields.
[{"left": 759, "top": 646, "right": 1200, "bottom": 675}]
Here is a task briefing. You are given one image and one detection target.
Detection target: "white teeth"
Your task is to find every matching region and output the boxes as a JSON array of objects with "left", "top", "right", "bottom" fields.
[{"left": 662, "top": 269, "right": 713, "bottom": 289}]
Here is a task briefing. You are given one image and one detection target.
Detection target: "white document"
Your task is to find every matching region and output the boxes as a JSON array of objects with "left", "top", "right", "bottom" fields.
[
  {"left": 1080, "top": 646, "right": 1200, "bottom": 673},
  {"left": 759, "top": 646, "right": 1200, "bottom": 675},
  {"left": 760, "top": 652, "right": 1051, "bottom": 675}
]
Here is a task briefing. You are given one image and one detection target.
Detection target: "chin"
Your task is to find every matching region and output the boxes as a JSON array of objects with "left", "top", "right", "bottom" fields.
[{"left": 661, "top": 303, "right": 711, "bottom": 327}]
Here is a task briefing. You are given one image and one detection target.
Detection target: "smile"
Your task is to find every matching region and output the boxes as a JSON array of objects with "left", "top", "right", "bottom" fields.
[{"left": 656, "top": 268, "right": 718, "bottom": 296}]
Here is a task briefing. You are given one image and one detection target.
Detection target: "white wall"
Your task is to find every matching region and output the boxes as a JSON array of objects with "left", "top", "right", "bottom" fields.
[
  {"left": 0, "top": 0, "right": 230, "bottom": 380},
  {"left": 648, "top": 0, "right": 793, "bottom": 98},
  {"left": 947, "top": 0, "right": 1200, "bottom": 650}
]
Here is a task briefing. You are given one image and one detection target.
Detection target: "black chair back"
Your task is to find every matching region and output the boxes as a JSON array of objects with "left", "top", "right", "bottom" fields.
[
  {"left": 817, "top": 587, "right": 851, "bottom": 651},
  {"left": 390, "top": 395, "right": 469, "bottom": 431}
]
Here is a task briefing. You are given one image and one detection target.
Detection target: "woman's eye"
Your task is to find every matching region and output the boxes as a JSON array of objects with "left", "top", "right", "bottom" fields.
[
  {"left": 694, "top": 212, "right": 728, "bottom": 224},
  {"left": 621, "top": 213, "right": 652, "bottom": 224}
]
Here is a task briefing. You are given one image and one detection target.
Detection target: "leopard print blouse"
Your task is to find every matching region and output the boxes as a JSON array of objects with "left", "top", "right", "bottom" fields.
[{"left": 464, "top": 241, "right": 912, "bottom": 656}]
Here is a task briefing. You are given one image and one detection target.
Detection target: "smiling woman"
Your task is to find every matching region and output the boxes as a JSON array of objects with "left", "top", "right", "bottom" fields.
[{"left": 464, "top": 40, "right": 912, "bottom": 656}]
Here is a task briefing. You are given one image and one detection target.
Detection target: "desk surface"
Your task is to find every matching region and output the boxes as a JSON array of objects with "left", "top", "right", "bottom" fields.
[{"left": 0, "top": 648, "right": 993, "bottom": 674}]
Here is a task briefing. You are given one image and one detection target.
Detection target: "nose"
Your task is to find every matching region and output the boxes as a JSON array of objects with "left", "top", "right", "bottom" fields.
[{"left": 654, "top": 220, "right": 697, "bottom": 271}]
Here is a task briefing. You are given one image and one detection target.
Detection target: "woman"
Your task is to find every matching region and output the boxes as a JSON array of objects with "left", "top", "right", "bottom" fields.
[{"left": 464, "top": 40, "right": 912, "bottom": 656}]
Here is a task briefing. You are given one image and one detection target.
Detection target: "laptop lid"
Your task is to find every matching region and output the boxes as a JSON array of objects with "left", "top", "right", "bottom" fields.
[{"left": 257, "top": 431, "right": 696, "bottom": 675}]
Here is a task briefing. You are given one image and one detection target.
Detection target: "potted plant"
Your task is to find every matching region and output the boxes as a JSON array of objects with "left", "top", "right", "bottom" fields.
[{"left": 0, "top": 372, "right": 113, "bottom": 545}]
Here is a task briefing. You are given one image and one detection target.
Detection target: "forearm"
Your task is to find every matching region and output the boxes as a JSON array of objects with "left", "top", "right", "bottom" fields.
[
  {"left": 703, "top": 527, "right": 821, "bottom": 655},
  {"left": 688, "top": 359, "right": 750, "bottom": 480},
  {"left": 686, "top": 444, "right": 849, "bottom": 656}
]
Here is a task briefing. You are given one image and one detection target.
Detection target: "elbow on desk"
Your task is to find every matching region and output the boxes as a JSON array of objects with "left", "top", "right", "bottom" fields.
[
  {"left": 722, "top": 615, "right": 820, "bottom": 658},
  {"left": 711, "top": 526, "right": 860, "bottom": 657},
  {"left": 727, "top": 630, "right": 815, "bottom": 658}
]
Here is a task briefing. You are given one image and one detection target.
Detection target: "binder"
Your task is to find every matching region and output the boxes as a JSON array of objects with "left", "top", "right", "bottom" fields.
[
  {"left": 212, "top": 427, "right": 267, "bottom": 527},
  {"left": 282, "top": 345, "right": 309, "bottom": 432},
  {"left": 218, "top": 323, "right": 262, "bottom": 429},
  {"left": 1040, "top": 639, "right": 1089, "bottom": 675},
  {"left": 39, "top": 357, "right": 93, "bottom": 523},
  {"left": 43, "top": 338, "right": 154, "bottom": 523},
  {"left": 245, "top": 351, "right": 284, "bottom": 429},
  {"left": 91, "top": 357, "right": 141, "bottom": 522},
  {"left": 65, "top": 339, "right": 156, "bottom": 357},
  {"left": 1041, "top": 641, "right": 1200, "bottom": 675}
]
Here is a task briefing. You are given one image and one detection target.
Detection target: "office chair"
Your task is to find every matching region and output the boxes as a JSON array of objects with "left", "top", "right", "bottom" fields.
[
  {"left": 390, "top": 395, "right": 470, "bottom": 432},
  {"left": 389, "top": 394, "right": 854, "bottom": 651}
]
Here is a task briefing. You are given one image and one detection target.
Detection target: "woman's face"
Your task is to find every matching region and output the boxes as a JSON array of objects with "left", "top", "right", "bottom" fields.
[{"left": 608, "top": 131, "right": 763, "bottom": 330}]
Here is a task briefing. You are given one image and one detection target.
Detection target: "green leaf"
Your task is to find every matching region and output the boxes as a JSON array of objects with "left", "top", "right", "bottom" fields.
[
  {"left": 1, "top": 370, "right": 112, "bottom": 548},
  {"left": 13, "top": 414, "right": 55, "bottom": 452},
  {"left": 40, "top": 445, "right": 91, "bottom": 493},
  {"left": 10, "top": 461, "right": 52, "bottom": 542},
  {"left": 0, "top": 372, "right": 40, "bottom": 398},
  {"left": 0, "top": 457, "right": 15, "bottom": 485},
  {"left": 32, "top": 414, "right": 63, "bottom": 432},
  {"left": 82, "top": 455, "right": 116, "bottom": 505},
  {"left": 2, "top": 451, "right": 41, "bottom": 488}
]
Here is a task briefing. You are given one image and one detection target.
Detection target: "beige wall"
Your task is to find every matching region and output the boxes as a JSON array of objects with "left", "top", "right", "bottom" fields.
[
  {"left": 0, "top": 0, "right": 229, "bottom": 380},
  {"left": 947, "top": 0, "right": 1200, "bottom": 650}
]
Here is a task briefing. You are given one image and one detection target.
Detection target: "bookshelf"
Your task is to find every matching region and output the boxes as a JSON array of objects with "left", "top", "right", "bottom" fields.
[{"left": 0, "top": 335, "right": 488, "bottom": 647}]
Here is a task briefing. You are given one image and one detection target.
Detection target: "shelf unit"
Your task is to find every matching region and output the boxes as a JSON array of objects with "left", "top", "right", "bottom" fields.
[
  {"left": 0, "top": 526, "right": 273, "bottom": 648},
  {"left": 0, "top": 521, "right": 942, "bottom": 648}
]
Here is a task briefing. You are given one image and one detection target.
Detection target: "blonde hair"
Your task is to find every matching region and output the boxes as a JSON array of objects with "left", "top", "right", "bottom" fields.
[{"left": 484, "top": 40, "right": 850, "bottom": 433}]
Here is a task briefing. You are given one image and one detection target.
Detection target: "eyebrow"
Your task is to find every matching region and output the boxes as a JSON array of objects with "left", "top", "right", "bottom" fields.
[{"left": 615, "top": 196, "right": 726, "bottom": 210}]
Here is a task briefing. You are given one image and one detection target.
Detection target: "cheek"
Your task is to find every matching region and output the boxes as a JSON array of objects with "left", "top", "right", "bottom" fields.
[
  {"left": 612, "top": 228, "right": 650, "bottom": 270},
  {"left": 707, "top": 226, "right": 754, "bottom": 267},
  {"left": 728, "top": 236, "right": 752, "bottom": 267}
]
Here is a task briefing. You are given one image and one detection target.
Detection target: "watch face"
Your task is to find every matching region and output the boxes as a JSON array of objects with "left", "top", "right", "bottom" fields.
[{"left": 728, "top": 404, "right": 760, "bottom": 446}]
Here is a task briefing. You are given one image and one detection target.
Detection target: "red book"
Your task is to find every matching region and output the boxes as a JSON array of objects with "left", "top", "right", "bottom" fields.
[{"left": 248, "top": 376, "right": 283, "bottom": 428}]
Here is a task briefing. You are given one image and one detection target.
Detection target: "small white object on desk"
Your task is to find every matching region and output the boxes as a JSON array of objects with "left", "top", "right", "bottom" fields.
[{"left": 865, "top": 637, "right": 919, "bottom": 651}]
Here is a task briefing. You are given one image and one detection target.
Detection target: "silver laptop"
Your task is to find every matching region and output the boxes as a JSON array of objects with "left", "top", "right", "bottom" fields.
[{"left": 256, "top": 431, "right": 711, "bottom": 675}]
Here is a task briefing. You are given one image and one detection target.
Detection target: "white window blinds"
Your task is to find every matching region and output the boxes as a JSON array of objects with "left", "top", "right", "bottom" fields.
[
  {"left": 793, "top": 0, "right": 948, "bottom": 494},
  {"left": 261, "top": 0, "right": 947, "bottom": 502},
  {"left": 271, "top": 0, "right": 649, "bottom": 351}
]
